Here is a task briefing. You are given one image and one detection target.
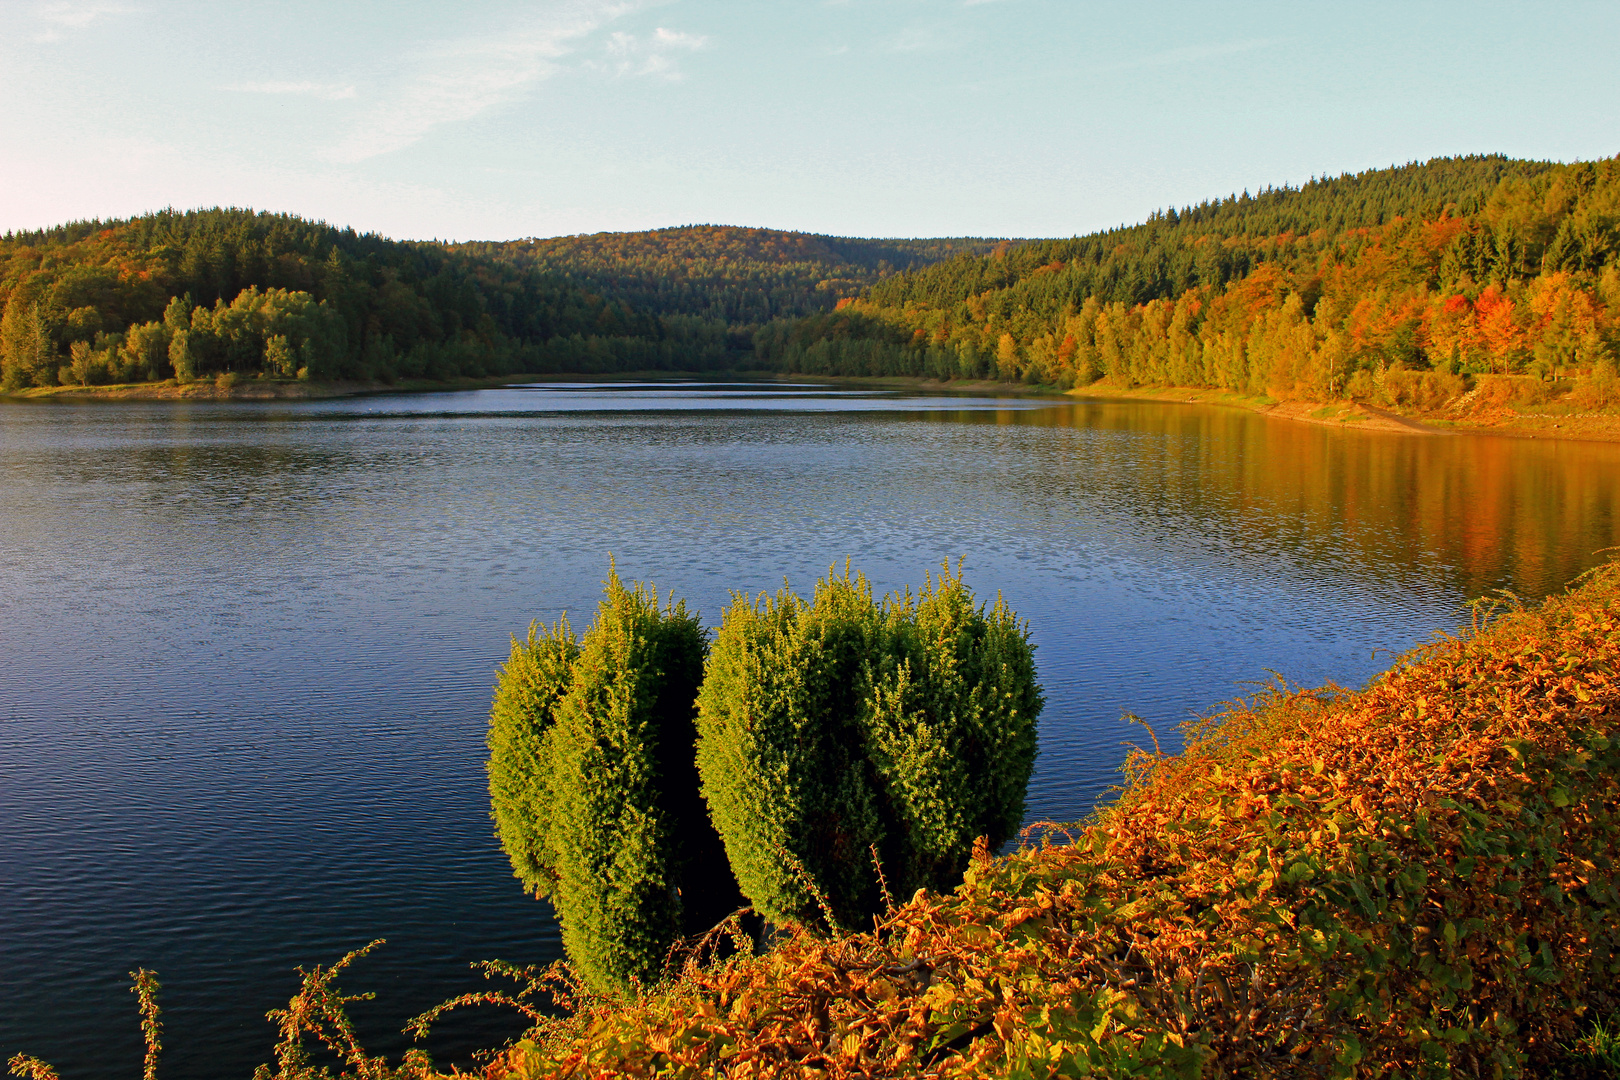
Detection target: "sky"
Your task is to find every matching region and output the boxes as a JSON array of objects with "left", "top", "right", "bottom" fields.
[{"left": 1, "top": 1, "right": 1617, "bottom": 242}]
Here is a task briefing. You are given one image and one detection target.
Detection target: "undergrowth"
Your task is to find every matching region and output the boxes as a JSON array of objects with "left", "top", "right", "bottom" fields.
[
  {"left": 495, "top": 562, "right": 1620, "bottom": 1078},
  {"left": 12, "top": 564, "right": 1620, "bottom": 1078}
]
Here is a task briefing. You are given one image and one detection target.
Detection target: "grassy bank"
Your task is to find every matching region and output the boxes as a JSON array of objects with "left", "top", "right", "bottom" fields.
[{"left": 1062, "top": 379, "right": 1620, "bottom": 443}]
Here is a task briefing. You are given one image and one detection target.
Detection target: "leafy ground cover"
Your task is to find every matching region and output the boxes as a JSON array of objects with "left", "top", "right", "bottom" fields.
[
  {"left": 13, "top": 565, "right": 1620, "bottom": 1079},
  {"left": 494, "top": 563, "right": 1620, "bottom": 1079}
]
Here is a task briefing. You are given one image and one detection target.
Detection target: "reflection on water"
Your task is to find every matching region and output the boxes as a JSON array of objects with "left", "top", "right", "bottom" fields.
[
  {"left": 2, "top": 384, "right": 1617, "bottom": 1079},
  {"left": 987, "top": 399, "right": 1618, "bottom": 599}
]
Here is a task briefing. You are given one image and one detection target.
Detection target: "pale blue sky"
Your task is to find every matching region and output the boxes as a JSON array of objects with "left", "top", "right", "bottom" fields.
[{"left": 2, "top": 1, "right": 1616, "bottom": 241}]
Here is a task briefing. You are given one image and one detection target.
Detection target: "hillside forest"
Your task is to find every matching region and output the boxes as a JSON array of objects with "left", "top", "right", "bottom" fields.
[
  {"left": 3, "top": 153, "right": 1618, "bottom": 411},
  {"left": 760, "top": 154, "right": 1620, "bottom": 410},
  {"left": 0, "top": 214, "right": 990, "bottom": 390}
]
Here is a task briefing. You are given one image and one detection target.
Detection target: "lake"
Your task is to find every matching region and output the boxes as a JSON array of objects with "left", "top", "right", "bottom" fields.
[{"left": 3, "top": 382, "right": 1617, "bottom": 1078}]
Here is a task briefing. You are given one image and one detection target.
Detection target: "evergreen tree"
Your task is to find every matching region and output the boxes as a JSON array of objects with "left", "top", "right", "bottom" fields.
[
  {"left": 695, "top": 570, "right": 889, "bottom": 930},
  {"left": 865, "top": 567, "right": 1042, "bottom": 893},
  {"left": 695, "top": 565, "right": 1043, "bottom": 931},
  {"left": 487, "top": 616, "right": 580, "bottom": 899},
  {"left": 490, "top": 571, "right": 740, "bottom": 995},
  {"left": 1, "top": 300, "right": 55, "bottom": 389}
]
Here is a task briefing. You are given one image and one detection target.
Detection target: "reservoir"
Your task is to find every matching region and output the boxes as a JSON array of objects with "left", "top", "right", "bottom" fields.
[{"left": 3, "top": 382, "right": 1617, "bottom": 1077}]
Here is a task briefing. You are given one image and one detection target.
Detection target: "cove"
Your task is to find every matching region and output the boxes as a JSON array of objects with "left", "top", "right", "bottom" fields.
[{"left": 3, "top": 381, "right": 1618, "bottom": 1078}]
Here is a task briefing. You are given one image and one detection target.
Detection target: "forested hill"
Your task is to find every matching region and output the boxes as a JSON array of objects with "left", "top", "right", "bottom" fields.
[
  {"left": 0, "top": 208, "right": 687, "bottom": 389},
  {"left": 868, "top": 155, "right": 1558, "bottom": 313},
  {"left": 457, "top": 226, "right": 997, "bottom": 325},
  {"left": 8, "top": 154, "right": 1619, "bottom": 404},
  {"left": 758, "top": 154, "right": 1620, "bottom": 408},
  {"left": 0, "top": 212, "right": 990, "bottom": 391}
]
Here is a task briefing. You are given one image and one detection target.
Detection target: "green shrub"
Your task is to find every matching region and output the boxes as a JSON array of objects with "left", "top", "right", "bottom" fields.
[
  {"left": 866, "top": 570, "right": 1043, "bottom": 894},
  {"left": 695, "top": 569, "right": 890, "bottom": 929},
  {"left": 487, "top": 616, "right": 579, "bottom": 899},
  {"left": 489, "top": 572, "right": 740, "bottom": 995},
  {"left": 695, "top": 564, "right": 1041, "bottom": 930}
]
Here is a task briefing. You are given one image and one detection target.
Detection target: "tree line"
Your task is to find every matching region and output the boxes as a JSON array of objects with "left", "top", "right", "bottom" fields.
[
  {"left": 487, "top": 564, "right": 1041, "bottom": 995},
  {"left": 457, "top": 227, "right": 996, "bottom": 337},
  {"left": 754, "top": 155, "right": 1620, "bottom": 409},
  {"left": 0, "top": 213, "right": 990, "bottom": 391},
  {"left": 9, "top": 155, "right": 1619, "bottom": 408},
  {"left": 0, "top": 213, "right": 719, "bottom": 389}
]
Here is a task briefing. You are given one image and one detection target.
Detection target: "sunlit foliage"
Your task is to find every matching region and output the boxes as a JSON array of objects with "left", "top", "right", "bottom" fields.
[
  {"left": 756, "top": 155, "right": 1620, "bottom": 412},
  {"left": 497, "top": 561, "right": 1620, "bottom": 1079},
  {"left": 695, "top": 564, "right": 1041, "bottom": 931}
]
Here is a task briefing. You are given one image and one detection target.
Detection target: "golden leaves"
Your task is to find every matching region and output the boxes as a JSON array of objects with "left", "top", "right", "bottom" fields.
[{"left": 495, "top": 565, "right": 1620, "bottom": 1080}]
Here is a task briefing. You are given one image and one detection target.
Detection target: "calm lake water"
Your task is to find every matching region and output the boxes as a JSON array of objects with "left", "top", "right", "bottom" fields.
[{"left": 3, "top": 382, "right": 1618, "bottom": 1078}]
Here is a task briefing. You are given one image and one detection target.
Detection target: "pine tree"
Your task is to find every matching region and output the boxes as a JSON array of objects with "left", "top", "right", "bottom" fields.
[{"left": 0, "top": 301, "right": 56, "bottom": 389}]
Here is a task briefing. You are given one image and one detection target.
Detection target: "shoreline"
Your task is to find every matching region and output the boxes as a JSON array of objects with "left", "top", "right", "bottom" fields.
[
  {"left": 0, "top": 370, "right": 757, "bottom": 403},
  {"left": 10, "top": 371, "right": 1620, "bottom": 443},
  {"left": 1065, "top": 383, "right": 1430, "bottom": 436},
  {"left": 1061, "top": 381, "right": 1620, "bottom": 442},
  {"left": 762, "top": 374, "right": 1620, "bottom": 442}
]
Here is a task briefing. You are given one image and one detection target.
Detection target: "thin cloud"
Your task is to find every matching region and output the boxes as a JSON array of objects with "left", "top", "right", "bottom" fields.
[
  {"left": 596, "top": 25, "right": 709, "bottom": 79},
  {"left": 891, "top": 26, "right": 956, "bottom": 53},
  {"left": 228, "top": 81, "right": 358, "bottom": 101},
  {"left": 326, "top": 2, "right": 644, "bottom": 164},
  {"left": 32, "top": 1, "right": 132, "bottom": 41}
]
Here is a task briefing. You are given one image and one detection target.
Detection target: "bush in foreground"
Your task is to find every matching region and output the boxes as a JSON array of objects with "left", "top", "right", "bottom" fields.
[
  {"left": 694, "top": 564, "right": 1041, "bottom": 931},
  {"left": 866, "top": 569, "right": 1042, "bottom": 903},
  {"left": 694, "top": 568, "right": 890, "bottom": 929},
  {"left": 487, "top": 571, "right": 741, "bottom": 994},
  {"left": 509, "top": 564, "right": 1620, "bottom": 1078}
]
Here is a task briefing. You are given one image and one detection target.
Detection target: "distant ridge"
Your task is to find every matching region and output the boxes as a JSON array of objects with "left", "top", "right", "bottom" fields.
[
  {"left": 754, "top": 153, "right": 1620, "bottom": 409},
  {"left": 5, "top": 154, "right": 1618, "bottom": 406},
  {"left": 454, "top": 226, "right": 1001, "bottom": 324}
]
